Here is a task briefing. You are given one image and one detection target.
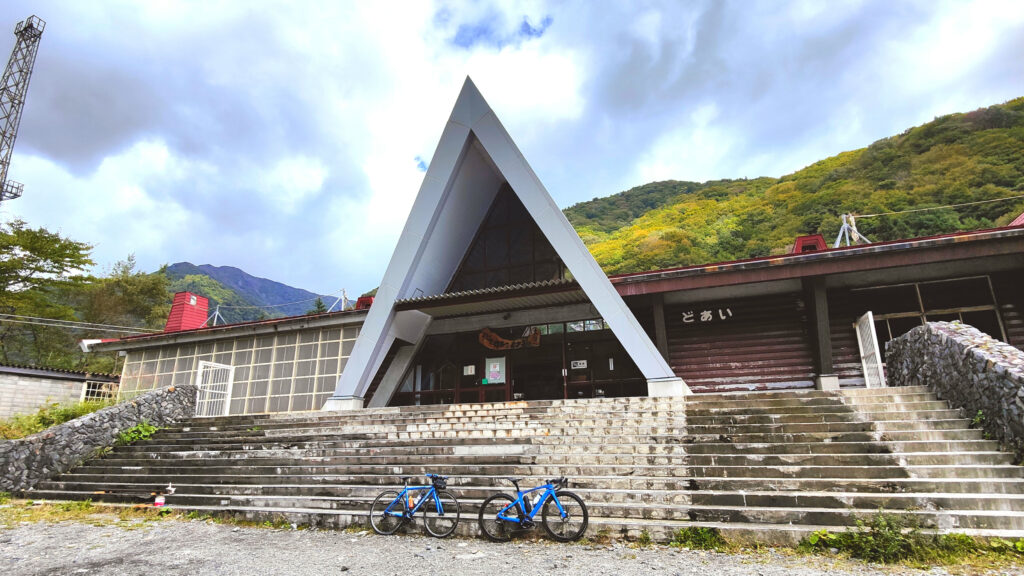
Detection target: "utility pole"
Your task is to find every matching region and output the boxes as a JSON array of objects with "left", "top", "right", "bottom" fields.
[{"left": 0, "top": 15, "right": 44, "bottom": 204}]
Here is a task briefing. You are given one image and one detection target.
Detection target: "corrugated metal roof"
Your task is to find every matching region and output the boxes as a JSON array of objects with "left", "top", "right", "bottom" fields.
[
  {"left": 396, "top": 278, "right": 578, "bottom": 305},
  {"left": 1012, "top": 212, "right": 1024, "bottom": 227},
  {"left": 0, "top": 362, "right": 120, "bottom": 382},
  {"left": 394, "top": 279, "right": 587, "bottom": 318}
]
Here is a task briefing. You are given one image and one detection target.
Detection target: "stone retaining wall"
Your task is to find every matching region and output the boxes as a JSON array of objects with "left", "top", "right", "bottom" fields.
[
  {"left": 887, "top": 321, "right": 1024, "bottom": 457},
  {"left": 0, "top": 384, "right": 197, "bottom": 493}
]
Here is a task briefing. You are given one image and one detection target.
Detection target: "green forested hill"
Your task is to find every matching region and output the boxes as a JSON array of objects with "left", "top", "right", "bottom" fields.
[{"left": 565, "top": 97, "right": 1024, "bottom": 274}]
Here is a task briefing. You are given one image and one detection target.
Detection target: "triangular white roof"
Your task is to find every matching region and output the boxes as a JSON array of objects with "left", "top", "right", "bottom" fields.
[{"left": 330, "top": 78, "right": 686, "bottom": 406}]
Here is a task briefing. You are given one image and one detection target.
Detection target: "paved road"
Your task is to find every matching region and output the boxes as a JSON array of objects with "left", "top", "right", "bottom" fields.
[{"left": 0, "top": 519, "right": 996, "bottom": 576}]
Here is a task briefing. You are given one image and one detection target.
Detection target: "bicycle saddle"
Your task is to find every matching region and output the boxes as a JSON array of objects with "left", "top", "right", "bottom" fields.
[
  {"left": 399, "top": 476, "right": 413, "bottom": 483},
  {"left": 505, "top": 477, "right": 524, "bottom": 483}
]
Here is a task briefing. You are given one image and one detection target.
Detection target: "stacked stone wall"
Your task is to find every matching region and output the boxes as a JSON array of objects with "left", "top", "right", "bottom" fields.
[
  {"left": 887, "top": 322, "right": 1024, "bottom": 458},
  {"left": 0, "top": 384, "right": 197, "bottom": 492}
]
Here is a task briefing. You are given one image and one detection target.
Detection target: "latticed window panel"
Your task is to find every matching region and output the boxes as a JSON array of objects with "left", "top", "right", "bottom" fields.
[{"left": 117, "top": 323, "right": 361, "bottom": 414}]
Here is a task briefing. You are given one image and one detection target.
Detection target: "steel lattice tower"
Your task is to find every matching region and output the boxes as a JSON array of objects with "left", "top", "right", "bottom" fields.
[{"left": 0, "top": 15, "right": 43, "bottom": 204}]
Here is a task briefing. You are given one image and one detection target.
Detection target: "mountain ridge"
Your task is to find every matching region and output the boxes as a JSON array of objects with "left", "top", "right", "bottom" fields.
[
  {"left": 564, "top": 96, "right": 1024, "bottom": 274},
  {"left": 165, "top": 262, "right": 334, "bottom": 322}
]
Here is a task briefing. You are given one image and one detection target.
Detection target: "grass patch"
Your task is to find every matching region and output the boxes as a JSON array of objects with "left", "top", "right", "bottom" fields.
[
  {"left": 799, "top": 511, "right": 1024, "bottom": 568},
  {"left": 669, "top": 526, "right": 728, "bottom": 551},
  {"left": 0, "top": 399, "right": 114, "bottom": 440},
  {"left": 0, "top": 492, "right": 10, "bottom": 505},
  {"left": 115, "top": 421, "right": 159, "bottom": 446}
]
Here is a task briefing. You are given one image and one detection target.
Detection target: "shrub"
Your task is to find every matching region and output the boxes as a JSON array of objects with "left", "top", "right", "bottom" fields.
[
  {"left": 670, "top": 527, "right": 727, "bottom": 551},
  {"left": 115, "top": 421, "right": 159, "bottom": 446},
  {"left": 799, "top": 511, "right": 1024, "bottom": 564},
  {"left": 0, "top": 399, "right": 114, "bottom": 440}
]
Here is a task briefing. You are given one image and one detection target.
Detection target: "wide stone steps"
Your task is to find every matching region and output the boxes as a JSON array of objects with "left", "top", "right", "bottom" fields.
[
  {"left": 38, "top": 474, "right": 1024, "bottom": 495},
  {"left": 29, "top": 482, "right": 1024, "bottom": 515},
  {"left": 117, "top": 427, "right": 986, "bottom": 453},
  {"left": 79, "top": 449, "right": 1012, "bottom": 469},
  {"left": 26, "top": 385, "right": 1024, "bottom": 543},
  {"left": 51, "top": 462, "right": 1024, "bottom": 481},
  {"left": 106, "top": 439, "right": 998, "bottom": 460}
]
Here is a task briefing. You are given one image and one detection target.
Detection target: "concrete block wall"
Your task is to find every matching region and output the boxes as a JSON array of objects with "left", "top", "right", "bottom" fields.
[{"left": 0, "top": 374, "right": 85, "bottom": 419}]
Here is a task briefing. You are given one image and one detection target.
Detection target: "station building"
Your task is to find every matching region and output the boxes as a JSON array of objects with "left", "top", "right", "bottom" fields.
[{"left": 94, "top": 80, "right": 1024, "bottom": 415}]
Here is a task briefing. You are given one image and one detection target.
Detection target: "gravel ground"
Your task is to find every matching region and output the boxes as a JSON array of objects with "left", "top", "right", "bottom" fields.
[{"left": 0, "top": 519, "right": 1018, "bottom": 576}]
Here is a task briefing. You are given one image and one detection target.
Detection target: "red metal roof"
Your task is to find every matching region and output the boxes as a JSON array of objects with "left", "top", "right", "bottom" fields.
[
  {"left": 1012, "top": 211, "right": 1024, "bottom": 227},
  {"left": 609, "top": 224, "right": 1024, "bottom": 282}
]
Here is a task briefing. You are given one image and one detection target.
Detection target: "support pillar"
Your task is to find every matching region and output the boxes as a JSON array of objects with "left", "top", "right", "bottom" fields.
[
  {"left": 804, "top": 276, "right": 838, "bottom": 390},
  {"left": 321, "top": 396, "right": 364, "bottom": 411},
  {"left": 652, "top": 293, "right": 669, "bottom": 361},
  {"left": 647, "top": 377, "right": 690, "bottom": 397}
]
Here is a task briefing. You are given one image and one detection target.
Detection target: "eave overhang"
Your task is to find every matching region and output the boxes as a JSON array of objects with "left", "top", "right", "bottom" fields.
[{"left": 611, "top": 227, "right": 1024, "bottom": 297}]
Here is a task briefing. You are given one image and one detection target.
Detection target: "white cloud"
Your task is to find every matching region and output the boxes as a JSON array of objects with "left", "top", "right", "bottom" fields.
[{"left": 0, "top": 0, "right": 1021, "bottom": 295}]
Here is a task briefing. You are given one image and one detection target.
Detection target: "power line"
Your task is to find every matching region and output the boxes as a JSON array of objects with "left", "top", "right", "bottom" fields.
[
  {"left": 858, "top": 193, "right": 1024, "bottom": 219},
  {"left": 0, "top": 313, "right": 160, "bottom": 333},
  {"left": 0, "top": 318, "right": 155, "bottom": 335},
  {"left": 216, "top": 288, "right": 347, "bottom": 310}
]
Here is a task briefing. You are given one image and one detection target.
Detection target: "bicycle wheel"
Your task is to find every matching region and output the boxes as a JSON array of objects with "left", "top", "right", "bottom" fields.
[
  {"left": 369, "top": 490, "right": 406, "bottom": 535},
  {"left": 541, "top": 490, "right": 588, "bottom": 542},
  {"left": 422, "top": 490, "right": 460, "bottom": 538},
  {"left": 477, "top": 493, "right": 518, "bottom": 542}
]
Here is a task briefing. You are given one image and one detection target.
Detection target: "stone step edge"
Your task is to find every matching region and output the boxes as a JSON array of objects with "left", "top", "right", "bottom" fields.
[
  {"left": 38, "top": 500, "right": 1024, "bottom": 544},
  {"left": 34, "top": 485, "right": 1024, "bottom": 508},
  {"left": 174, "top": 398, "right": 949, "bottom": 430},
  {"left": 34, "top": 485, "right": 1024, "bottom": 500},
  {"left": 129, "top": 428, "right": 985, "bottom": 448},
  {"left": 113, "top": 440, "right": 999, "bottom": 456},
  {"left": 88, "top": 452, "right": 1016, "bottom": 467},
  {"left": 180, "top": 403, "right": 958, "bottom": 429},
  {"left": 190, "top": 387, "right": 936, "bottom": 424}
]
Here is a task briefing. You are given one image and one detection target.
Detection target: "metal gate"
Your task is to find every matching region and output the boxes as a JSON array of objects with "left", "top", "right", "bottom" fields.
[
  {"left": 194, "top": 361, "right": 235, "bottom": 417},
  {"left": 854, "top": 311, "right": 886, "bottom": 388}
]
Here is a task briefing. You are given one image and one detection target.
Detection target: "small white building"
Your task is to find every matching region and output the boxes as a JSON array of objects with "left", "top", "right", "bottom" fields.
[{"left": 0, "top": 363, "right": 119, "bottom": 418}]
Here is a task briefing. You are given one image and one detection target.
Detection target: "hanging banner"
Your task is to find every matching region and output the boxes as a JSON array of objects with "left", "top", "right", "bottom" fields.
[{"left": 478, "top": 327, "right": 541, "bottom": 351}]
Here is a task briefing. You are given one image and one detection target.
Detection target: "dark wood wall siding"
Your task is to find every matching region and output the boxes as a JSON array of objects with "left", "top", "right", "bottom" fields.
[
  {"left": 827, "top": 292, "right": 866, "bottom": 387},
  {"left": 665, "top": 294, "right": 816, "bottom": 393},
  {"left": 993, "top": 270, "right": 1024, "bottom": 350}
]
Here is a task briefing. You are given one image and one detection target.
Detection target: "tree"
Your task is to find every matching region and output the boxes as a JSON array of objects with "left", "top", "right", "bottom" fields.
[
  {"left": 306, "top": 297, "right": 328, "bottom": 315},
  {"left": 0, "top": 218, "right": 93, "bottom": 308},
  {"left": 75, "top": 255, "right": 172, "bottom": 330},
  {"left": 0, "top": 219, "right": 94, "bottom": 369}
]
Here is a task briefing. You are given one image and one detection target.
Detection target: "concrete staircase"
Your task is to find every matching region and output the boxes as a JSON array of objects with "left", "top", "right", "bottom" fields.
[{"left": 24, "top": 386, "right": 1024, "bottom": 544}]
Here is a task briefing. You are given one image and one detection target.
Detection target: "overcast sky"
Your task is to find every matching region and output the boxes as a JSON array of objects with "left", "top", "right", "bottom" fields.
[{"left": 0, "top": 1, "right": 1021, "bottom": 295}]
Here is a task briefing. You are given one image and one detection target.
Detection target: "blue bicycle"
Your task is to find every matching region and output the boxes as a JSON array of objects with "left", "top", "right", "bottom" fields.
[
  {"left": 369, "top": 474, "right": 460, "bottom": 537},
  {"left": 477, "top": 476, "right": 588, "bottom": 542}
]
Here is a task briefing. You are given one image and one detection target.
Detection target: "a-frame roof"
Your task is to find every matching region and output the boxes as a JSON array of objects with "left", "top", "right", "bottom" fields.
[{"left": 331, "top": 78, "right": 686, "bottom": 404}]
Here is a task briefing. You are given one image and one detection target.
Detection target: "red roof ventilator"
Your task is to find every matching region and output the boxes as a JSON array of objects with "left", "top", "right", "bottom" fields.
[
  {"left": 164, "top": 292, "right": 209, "bottom": 332},
  {"left": 791, "top": 234, "right": 828, "bottom": 254}
]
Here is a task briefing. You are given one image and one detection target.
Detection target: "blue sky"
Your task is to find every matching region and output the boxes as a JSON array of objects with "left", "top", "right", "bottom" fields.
[{"left": 0, "top": 0, "right": 1022, "bottom": 295}]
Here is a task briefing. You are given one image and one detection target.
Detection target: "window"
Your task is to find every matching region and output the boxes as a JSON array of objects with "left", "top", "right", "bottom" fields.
[
  {"left": 447, "top": 185, "right": 565, "bottom": 292},
  {"left": 82, "top": 381, "right": 117, "bottom": 401}
]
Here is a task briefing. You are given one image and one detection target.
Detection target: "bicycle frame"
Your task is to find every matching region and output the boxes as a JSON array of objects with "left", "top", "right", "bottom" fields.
[
  {"left": 382, "top": 485, "right": 446, "bottom": 518},
  {"left": 496, "top": 483, "right": 566, "bottom": 523}
]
